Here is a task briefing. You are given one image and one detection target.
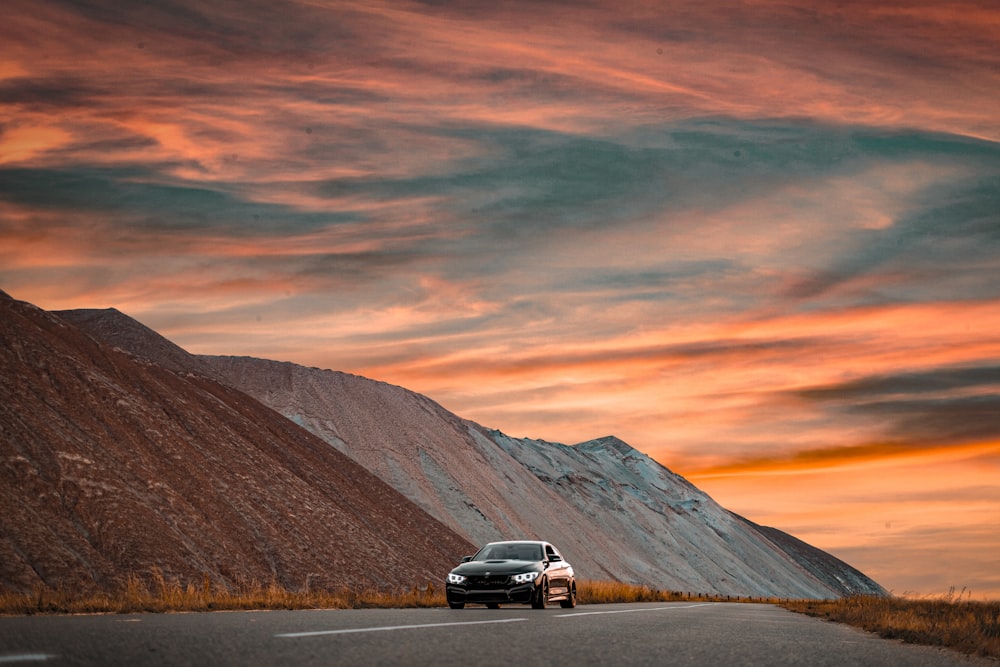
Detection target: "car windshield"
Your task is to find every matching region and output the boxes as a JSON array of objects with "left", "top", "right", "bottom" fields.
[{"left": 474, "top": 542, "right": 543, "bottom": 561}]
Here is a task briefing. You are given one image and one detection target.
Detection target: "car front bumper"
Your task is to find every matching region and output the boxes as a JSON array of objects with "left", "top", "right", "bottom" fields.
[{"left": 446, "top": 581, "right": 537, "bottom": 605}]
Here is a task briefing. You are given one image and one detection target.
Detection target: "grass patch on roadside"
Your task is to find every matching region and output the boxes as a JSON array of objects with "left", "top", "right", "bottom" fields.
[
  {"left": 782, "top": 591, "right": 1000, "bottom": 660},
  {"left": 0, "top": 574, "right": 788, "bottom": 615},
  {"left": 577, "top": 580, "right": 785, "bottom": 605},
  {"left": 0, "top": 570, "right": 447, "bottom": 615},
  {"left": 0, "top": 575, "right": 788, "bottom": 615}
]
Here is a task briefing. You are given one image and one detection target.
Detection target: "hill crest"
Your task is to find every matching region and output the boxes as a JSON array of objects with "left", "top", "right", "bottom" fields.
[{"left": 1, "top": 292, "right": 472, "bottom": 593}]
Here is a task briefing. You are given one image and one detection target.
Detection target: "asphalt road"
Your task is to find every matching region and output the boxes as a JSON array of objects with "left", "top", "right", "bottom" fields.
[{"left": 0, "top": 602, "right": 989, "bottom": 666}]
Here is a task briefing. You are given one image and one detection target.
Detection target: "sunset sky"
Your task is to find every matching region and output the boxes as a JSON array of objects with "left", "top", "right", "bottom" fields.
[{"left": 2, "top": 0, "right": 998, "bottom": 598}]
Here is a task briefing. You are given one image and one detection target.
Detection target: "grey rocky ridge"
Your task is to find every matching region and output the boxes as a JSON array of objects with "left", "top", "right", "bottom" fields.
[{"left": 54, "top": 299, "right": 885, "bottom": 599}]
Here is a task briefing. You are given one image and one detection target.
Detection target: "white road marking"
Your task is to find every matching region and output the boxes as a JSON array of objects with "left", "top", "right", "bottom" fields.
[
  {"left": 556, "top": 603, "right": 717, "bottom": 618},
  {"left": 277, "top": 617, "right": 529, "bottom": 638},
  {"left": 0, "top": 655, "right": 57, "bottom": 664}
]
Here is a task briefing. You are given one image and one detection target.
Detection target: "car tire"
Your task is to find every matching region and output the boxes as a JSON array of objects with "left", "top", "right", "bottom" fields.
[
  {"left": 531, "top": 578, "right": 548, "bottom": 609},
  {"left": 560, "top": 582, "right": 577, "bottom": 608},
  {"left": 448, "top": 601, "right": 465, "bottom": 609}
]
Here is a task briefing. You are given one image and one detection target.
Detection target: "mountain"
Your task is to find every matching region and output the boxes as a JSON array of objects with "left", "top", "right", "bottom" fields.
[
  {"left": 55, "top": 307, "right": 221, "bottom": 380},
  {"left": 199, "top": 355, "right": 629, "bottom": 582},
  {"left": 0, "top": 292, "right": 472, "bottom": 594},
  {"left": 45, "top": 300, "right": 887, "bottom": 598},
  {"left": 198, "top": 358, "right": 884, "bottom": 599},
  {"left": 492, "top": 433, "right": 885, "bottom": 597}
]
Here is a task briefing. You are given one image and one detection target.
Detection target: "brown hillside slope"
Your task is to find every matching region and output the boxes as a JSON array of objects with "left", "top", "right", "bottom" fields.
[
  {"left": 0, "top": 291, "right": 472, "bottom": 594},
  {"left": 56, "top": 307, "right": 220, "bottom": 380}
]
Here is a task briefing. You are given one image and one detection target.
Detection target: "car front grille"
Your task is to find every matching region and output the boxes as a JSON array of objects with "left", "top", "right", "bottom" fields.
[{"left": 467, "top": 575, "right": 510, "bottom": 589}]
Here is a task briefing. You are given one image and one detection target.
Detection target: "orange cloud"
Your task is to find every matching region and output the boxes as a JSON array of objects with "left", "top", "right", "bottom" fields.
[
  {"left": 688, "top": 440, "right": 1000, "bottom": 478},
  {"left": 3, "top": 0, "right": 999, "bottom": 600}
]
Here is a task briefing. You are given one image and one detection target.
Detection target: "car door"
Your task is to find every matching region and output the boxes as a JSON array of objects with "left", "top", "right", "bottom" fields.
[{"left": 544, "top": 544, "right": 571, "bottom": 596}]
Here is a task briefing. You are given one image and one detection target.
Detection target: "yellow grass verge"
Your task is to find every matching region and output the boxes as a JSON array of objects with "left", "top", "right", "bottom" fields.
[
  {"left": 0, "top": 575, "right": 788, "bottom": 615},
  {"left": 577, "top": 580, "right": 786, "bottom": 605},
  {"left": 0, "top": 570, "right": 446, "bottom": 615},
  {"left": 782, "top": 593, "right": 1000, "bottom": 660}
]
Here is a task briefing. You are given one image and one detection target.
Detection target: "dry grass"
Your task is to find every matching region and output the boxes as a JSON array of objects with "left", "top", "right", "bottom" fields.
[
  {"left": 579, "top": 579, "right": 686, "bottom": 604},
  {"left": 0, "top": 575, "right": 785, "bottom": 616},
  {"left": 783, "top": 591, "right": 1000, "bottom": 660},
  {"left": 576, "top": 580, "right": 785, "bottom": 605},
  {"left": 0, "top": 569, "right": 446, "bottom": 615}
]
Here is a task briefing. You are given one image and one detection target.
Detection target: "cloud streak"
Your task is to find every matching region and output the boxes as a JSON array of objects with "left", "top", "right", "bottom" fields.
[{"left": 2, "top": 0, "right": 999, "bottom": 596}]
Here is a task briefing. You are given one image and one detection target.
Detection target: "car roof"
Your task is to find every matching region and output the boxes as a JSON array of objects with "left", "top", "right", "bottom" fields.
[{"left": 480, "top": 540, "right": 557, "bottom": 551}]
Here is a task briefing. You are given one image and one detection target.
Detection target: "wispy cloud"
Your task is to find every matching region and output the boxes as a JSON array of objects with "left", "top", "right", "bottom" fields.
[{"left": 2, "top": 0, "right": 999, "bottom": 596}]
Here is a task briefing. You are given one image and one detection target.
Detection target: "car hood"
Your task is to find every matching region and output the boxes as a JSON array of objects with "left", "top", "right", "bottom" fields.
[{"left": 451, "top": 560, "right": 542, "bottom": 576}]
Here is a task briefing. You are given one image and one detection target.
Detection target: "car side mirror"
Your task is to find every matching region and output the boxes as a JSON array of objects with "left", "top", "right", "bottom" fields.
[
  {"left": 548, "top": 554, "right": 562, "bottom": 562},
  {"left": 461, "top": 556, "right": 472, "bottom": 563}
]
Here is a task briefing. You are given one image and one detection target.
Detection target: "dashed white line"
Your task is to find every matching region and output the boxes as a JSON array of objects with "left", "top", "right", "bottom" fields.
[
  {"left": 277, "top": 617, "right": 528, "bottom": 638},
  {"left": 0, "top": 655, "right": 57, "bottom": 664},
  {"left": 556, "top": 603, "right": 717, "bottom": 618},
  {"left": 277, "top": 603, "right": 717, "bottom": 638}
]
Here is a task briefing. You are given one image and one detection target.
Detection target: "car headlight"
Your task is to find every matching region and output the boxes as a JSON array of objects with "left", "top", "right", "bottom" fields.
[
  {"left": 511, "top": 572, "right": 539, "bottom": 584},
  {"left": 447, "top": 573, "right": 467, "bottom": 585}
]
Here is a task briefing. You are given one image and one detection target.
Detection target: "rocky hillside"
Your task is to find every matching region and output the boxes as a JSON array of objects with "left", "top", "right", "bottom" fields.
[
  {"left": 202, "top": 356, "right": 620, "bottom": 573},
  {"left": 204, "top": 356, "right": 885, "bottom": 598},
  {"left": 0, "top": 291, "right": 472, "bottom": 594},
  {"left": 50, "top": 301, "right": 887, "bottom": 598},
  {"left": 492, "top": 433, "right": 885, "bottom": 597}
]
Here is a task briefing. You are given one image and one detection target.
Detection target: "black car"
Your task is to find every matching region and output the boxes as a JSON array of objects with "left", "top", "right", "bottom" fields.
[{"left": 445, "top": 540, "right": 577, "bottom": 609}]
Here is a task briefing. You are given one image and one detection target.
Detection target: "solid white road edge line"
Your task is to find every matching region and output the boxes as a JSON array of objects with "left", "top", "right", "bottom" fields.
[
  {"left": 277, "top": 617, "right": 529, "bottom": 638},
  {"left": 555, "top": 603, "right": 717, "bottom": 618}
]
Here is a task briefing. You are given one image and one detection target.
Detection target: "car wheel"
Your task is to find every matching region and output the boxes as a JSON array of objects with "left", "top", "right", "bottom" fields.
[
  {"left": 531, "top": 578, "right": 548, "bottom": 609},
  {"left": 560, "top": 582, "right": 577, "bottom": 608},
  {"left": 448, "top": 601, "right": 465, "bottom": 609}
]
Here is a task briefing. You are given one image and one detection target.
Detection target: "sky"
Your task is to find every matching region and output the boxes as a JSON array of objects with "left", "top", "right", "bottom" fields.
[{"left": 2, "top": 0, "right": 999, "bottom": 598}]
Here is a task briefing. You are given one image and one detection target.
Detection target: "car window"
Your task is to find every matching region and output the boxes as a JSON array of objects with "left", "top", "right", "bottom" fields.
[
  {"left": 502, "top": 544, "right": 541, "bottom": 560},
  {"left": 522, "top": 545, "right": 543, "bottom": 561},
  {"left": 474, "top": 543, "right": 543, "bottom": 561},
  {"left": 475, "top": 545, "right": 500, "bottom": 560}
]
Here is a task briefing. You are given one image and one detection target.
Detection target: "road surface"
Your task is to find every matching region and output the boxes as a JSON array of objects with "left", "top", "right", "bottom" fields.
[{"left": 0, "top": 602, "right": 989, "bottom": 666}]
